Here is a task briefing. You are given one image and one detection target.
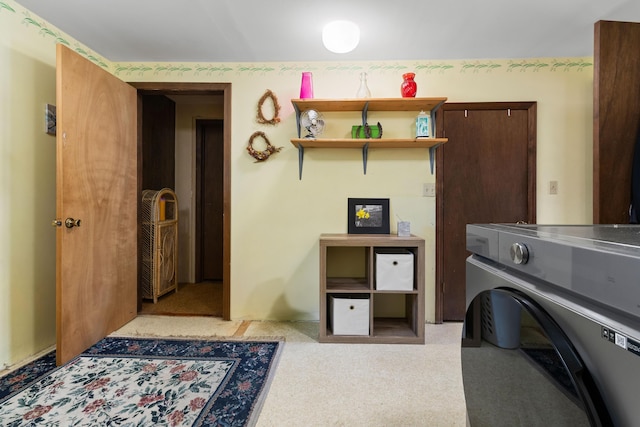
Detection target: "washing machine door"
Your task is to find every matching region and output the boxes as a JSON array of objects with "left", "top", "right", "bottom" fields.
[{"left": 462, "top": 288, "right": 612, "bottom": 427}]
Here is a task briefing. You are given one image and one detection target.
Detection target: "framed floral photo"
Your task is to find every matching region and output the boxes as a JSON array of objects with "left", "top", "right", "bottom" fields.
[{"left": 348, "top": 198, "right": 390, "bottom": 234}]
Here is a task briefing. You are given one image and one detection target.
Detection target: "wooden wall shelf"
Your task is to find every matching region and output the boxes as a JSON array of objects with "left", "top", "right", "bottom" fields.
[
  {"left": 291, "top": 98, "right": 448, "bottom": 179},
  {"left": 290, "top": 138, "right": 448, "bottom": 149}
]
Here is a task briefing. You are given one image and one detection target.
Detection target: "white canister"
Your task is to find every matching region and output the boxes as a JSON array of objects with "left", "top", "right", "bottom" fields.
[{"left": 397, "top": 221, "right": 411, "bottom": 237}]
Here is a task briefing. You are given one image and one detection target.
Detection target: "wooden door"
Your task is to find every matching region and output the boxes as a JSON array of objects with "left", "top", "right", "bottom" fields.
[
  {"left": 593, "top": 20, "right": 640, "bottom": 223},
  {"left": 435, "top": 103, "right": 536, "bottom": 322},
  {"left": 196, "top": 120, "right": 224, "bottom": 281},
  {"left": 55, "top": 45, "right": 137, "bottom": 365}
]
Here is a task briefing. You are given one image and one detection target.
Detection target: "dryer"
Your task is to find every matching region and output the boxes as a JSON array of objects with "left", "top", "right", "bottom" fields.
[{"left": 463, "top": 224, "right": 640, "bottom": 427}]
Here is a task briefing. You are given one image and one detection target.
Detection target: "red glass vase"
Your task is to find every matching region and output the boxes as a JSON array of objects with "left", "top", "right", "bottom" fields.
[{"left": 401, "top": 72, "right": 417, "bottom": 98}]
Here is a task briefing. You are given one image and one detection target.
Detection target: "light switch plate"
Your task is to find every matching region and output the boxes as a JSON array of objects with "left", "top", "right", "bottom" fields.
[{"left": 423, "top": 183, "right": 435, "bottom": 197}]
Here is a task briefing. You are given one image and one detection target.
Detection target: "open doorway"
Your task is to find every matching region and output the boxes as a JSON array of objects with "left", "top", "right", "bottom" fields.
[{"left": 132, "top": 83, "right": 231, "bottom": 320}]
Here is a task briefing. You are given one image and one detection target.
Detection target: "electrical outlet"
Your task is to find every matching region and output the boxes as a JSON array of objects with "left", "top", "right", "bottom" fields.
[
  {"left": 423, "top": 183, "right": 436, "bottom": 197},
  {"left": 549, "top": 180, "right": 558, "bottom": 195}
]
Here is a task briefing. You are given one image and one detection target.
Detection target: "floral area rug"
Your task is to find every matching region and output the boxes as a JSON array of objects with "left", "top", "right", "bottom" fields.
[{"left": 0, "top": 337, "right": 282, "bottom": 426}]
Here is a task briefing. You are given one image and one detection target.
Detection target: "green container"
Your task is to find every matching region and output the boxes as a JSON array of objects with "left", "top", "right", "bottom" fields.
[{"left": 351, "top": 123, "right": 382, "bottom": 139}]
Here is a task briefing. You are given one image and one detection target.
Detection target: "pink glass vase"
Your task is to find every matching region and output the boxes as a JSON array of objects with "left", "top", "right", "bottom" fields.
[
  {"left": 299, "top": 72, "right": 314, "bottom": 99},
  {"left": 401, "top": 72, "right": 417, "bottom": 98}
]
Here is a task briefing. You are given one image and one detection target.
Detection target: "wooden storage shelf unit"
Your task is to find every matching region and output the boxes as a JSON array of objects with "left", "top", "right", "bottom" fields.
[
  {"left": 290, "top": 97, "right": 448, "bottom": 179},
  {"left": 319, "top": 233, "right": 425, "bottom": 344}
]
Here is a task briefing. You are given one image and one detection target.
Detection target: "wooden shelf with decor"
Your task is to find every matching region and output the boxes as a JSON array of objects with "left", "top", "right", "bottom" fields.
[
  {"left": 319, "top": 233, "right": 425, "bottom": 344},
  {"left": 290, "top": 97, "right": 448, "bottom": 179},
  {"left": 290, "top": 138, "right": 448, "bottom": 149}
]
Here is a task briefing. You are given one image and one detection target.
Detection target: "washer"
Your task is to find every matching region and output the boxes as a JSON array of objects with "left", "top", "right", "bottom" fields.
[{"left": 463, "top": 224, "right": 640, "bottom": 427}]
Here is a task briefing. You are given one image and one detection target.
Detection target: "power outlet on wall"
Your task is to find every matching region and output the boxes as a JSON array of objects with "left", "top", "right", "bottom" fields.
[{"left": 423, "top": 183, "right": 436, "bottom": 197}]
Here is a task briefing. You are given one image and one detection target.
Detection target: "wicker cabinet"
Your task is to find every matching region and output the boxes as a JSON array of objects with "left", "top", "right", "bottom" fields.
[
  {"left": 319, "top": 234, "right": 425, "bottom": 344},
  {"left": 141, "top": 188, "right": 178, "bottom": 303}
]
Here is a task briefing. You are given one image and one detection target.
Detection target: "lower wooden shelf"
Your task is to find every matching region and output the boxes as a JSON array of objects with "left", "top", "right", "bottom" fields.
[
  {"left": 290, "top": 138, "right": 448, "bottom": 179},
  {"left": 323, "top": 318, "right": 423, "bottom": 344}
]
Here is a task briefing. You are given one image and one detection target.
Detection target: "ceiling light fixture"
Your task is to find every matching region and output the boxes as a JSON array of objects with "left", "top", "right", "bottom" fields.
[{"left": 322, "top": 20, "right": 360, "bottom": 54}]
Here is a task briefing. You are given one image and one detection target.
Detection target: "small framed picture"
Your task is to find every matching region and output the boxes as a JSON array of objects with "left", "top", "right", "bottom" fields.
[{"left": 348, "top": 198, "right": 390, "bottom": 234}]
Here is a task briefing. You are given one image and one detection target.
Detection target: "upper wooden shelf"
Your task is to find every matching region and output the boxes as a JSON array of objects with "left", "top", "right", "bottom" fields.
[
  {"left": 291, "top": 97, "right": 447, "bottom": 113},
  {"left": 290, "top": 138, "right": 447, "bottom": 149}
]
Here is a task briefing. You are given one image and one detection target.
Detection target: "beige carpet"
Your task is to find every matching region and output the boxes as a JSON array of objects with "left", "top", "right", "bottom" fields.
[
  {"left": 139, "top": 282, "right": 222, "bottom": 316},
  {"left": 111, "top": 318, "right": 468, "bottom": 426}
]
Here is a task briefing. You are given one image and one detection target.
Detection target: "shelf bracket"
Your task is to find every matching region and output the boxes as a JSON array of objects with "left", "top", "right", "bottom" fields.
[
  {"left": 430, "top": 110, "right": 437, "bottom": 139},
  {"left": 429, "top": 147, "right": 435, "bottom": 175},
  {"left": 297, "top": 144, "right": 305, "bottom": 180},
  {"left": 428, "top": 142, "right": 445, "bottom": 175},
  {"left": 293, "top": 103, "right": 302, "bottom": 138},
  {"left": 427, "top": 106, "right": 445, "bottom": 175},
  {"left": 362, "top": 101, "right": 369, "bottom": 125},
  {"left": 362, "top": 142, "right": 369, "bottom": 174}
]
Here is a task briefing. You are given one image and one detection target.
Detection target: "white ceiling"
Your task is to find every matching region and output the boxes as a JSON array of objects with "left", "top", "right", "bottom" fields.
[{"left": 13, "top": 0, "right": 640, "bottom": 63}]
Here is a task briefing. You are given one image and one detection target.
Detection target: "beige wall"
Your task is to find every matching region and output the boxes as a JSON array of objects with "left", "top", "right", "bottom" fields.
[
  {"left": 0, "top": 0, "right": 595, "bottom": 367},
  {"left": 123, "top": 61, "right": 593, "bottom": 323},
  {"left": 1, "top": 2, "right": 59, "bottom": 367}
]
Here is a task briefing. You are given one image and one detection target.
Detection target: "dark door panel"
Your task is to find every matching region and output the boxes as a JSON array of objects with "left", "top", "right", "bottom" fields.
[
  {"left": 196, "top": 119, "right": 224, "bottom": 281},
  {"left": 141, "top": 95, "right": 176, "bottom": 191},
  {"left": 436, "top": 103, "right": 537, "bottom": 321}
]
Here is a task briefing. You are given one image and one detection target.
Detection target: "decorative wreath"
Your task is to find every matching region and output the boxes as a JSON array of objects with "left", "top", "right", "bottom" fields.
[
  {"left": 256, "top": 89, "right": 281, "bottom": 125},
  {"left": 247, "top": 131, "right": 282, "bottom": 162}
]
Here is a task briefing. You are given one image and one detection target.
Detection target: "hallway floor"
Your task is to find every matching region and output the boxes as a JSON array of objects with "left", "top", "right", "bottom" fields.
[{"left": 139, "top": 282, "right": 222, "bottom": 316}]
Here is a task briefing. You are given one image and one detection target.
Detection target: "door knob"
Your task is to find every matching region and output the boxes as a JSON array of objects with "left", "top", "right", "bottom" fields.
[
  {"left": 52, "top": 219, "right": 62, "bottom": 227},
  {"left": 65, "top": 218, "right": 81, "bottom": 228}
]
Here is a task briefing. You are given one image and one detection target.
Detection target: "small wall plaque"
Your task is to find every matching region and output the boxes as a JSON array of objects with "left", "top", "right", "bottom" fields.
[{"left": 46, "top": 104, "right": 56, "bottom": 136}]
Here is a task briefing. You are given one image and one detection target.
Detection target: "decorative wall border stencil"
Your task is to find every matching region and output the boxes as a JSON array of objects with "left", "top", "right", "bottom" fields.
[
  {"left": 415, "top": 63, "right": 455, "bottom": 73},
  {"left": 507, "top": 58, "right": 593, "bottom": 72},
  {"left": 193, "top": 65, "right": 234, "bottom": 76},
  {"left": 0, "top": 2, "right": 15, "bottom": 13},
  {"left": 461, "top": 61, "right": 503, "bottom": 73},
  {"left": 110, "top": 59, "right": 591, "bottom": 78},
  {"left": 2, "top": 2, "right": 109, "bottom": 69}
]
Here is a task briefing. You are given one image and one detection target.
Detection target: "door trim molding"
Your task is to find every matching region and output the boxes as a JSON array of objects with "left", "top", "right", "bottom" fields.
[
  {"left": 131, "top": 82, "right": 232, "bottom": 321},
  {"left": 434, "top": 102, "right": 537, "bottom": 323}
]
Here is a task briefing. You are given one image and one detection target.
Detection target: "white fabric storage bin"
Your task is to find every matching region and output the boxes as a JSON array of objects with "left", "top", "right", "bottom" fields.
[
  {"left": 329, "top": 296, "right": 370, "bottom": 335},
  {"left": 375, "top": 249, "right": 414, "bottom": 290}
]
